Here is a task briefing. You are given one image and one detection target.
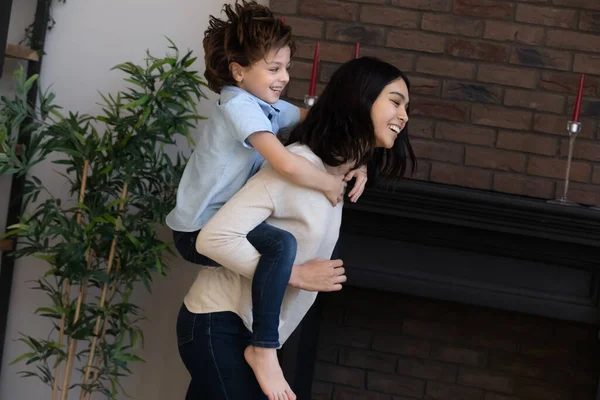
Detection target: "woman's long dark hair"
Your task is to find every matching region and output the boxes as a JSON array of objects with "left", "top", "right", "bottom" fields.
[{"left": 287, "top": 57, "right": 415, "bottom": 184}]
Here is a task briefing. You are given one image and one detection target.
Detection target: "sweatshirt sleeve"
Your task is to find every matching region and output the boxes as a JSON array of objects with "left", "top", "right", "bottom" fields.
[{"left": 195, "top": 175, "right": 275, "bottom": 279}]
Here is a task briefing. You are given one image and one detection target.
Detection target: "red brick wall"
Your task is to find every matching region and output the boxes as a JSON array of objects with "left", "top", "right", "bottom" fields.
[
  {"left": 272, "top": 0, "right": 600, "bottom": 206},
  {"left": 312, "top": 288, "right": 600, "bottom": 400}
]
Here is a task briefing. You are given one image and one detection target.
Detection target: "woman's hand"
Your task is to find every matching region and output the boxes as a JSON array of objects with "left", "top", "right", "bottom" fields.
[
  {"left": 344, "top": 165, "right": 367, "bottom": 203},
  {"left": 289, "top": 258, "right": 346, "bottom": 292}
]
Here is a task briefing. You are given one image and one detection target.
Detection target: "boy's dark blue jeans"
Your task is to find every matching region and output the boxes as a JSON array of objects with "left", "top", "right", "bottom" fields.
[{"left": 173, "top": 222, "right": 297, "bottom": 348}]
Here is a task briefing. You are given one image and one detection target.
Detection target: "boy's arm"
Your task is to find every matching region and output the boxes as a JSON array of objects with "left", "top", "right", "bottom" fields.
[{"left": 248, "top": 132, "right": 345, "bottom": 206}]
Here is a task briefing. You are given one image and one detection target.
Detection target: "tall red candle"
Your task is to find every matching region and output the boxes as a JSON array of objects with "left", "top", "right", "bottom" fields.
[
  {"left": 308, "top": 42, "right": 320, "bottom": 97},
  {"left": 354, "top": 42, "right": 360, "bottom": 59},
  {"left": 572, "top": 74, "right": 585, "bottom": 122}
]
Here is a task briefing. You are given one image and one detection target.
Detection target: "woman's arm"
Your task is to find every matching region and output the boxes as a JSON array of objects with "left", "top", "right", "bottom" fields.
[
  {"left": 197, "top": 169, "right": 348, "bottom": 291},
  {"left": 196, "top": 176, "right": 274, "bottom": 279}
]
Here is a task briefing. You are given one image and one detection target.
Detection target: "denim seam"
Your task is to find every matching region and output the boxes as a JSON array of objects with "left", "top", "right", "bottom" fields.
[
  {"left": 190, "top": 312, "right": 197, "bottom": 345},
  {"left": 257, "top": 238, "right": 278, "bottom": 307},
  {"left": 252, "top": 235, "right": 284, "bottom": 348},
  {"left": 207, "top": 314, "right": 230, "bottom": 400}
]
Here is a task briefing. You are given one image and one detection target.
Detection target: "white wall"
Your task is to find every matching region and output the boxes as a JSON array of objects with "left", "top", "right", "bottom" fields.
[{"left": 0, "top": 0, "right": 268, "bottom": 399}]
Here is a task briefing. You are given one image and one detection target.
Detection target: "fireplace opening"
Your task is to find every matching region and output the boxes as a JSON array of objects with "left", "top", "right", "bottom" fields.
[{"left": 312, "top": 287, "right": 600, "bottom": 400}]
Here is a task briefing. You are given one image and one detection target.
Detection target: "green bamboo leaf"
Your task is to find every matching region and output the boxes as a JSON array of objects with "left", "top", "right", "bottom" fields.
[
  {"left": 105, "top": 198, "right": 127, "bottom": 209},
  {"left": 120, "top": 354, "right": 144, "bottom": 362},
  {"left": 47, "top": 341, "right": 63, "bottom": 349},
  {"left": 42, "top": 268, "right": 58, "bottom": 277},
  {"left": 148, "top": 60, "right": 170, "bottom": 73},
  {"left": 99, "top": 163, "right": 113, "bottom": 175},
  {"left": 104, "top": 214, "right": 125, "bottom": 231},
  {"left": 52, "top": 147, "right": 82, "bottom": 158},
  {"left": 33, "top": 253, "right": 54, "bottom": 264},
  {"left": 28, "top": 337, "right": 41, "bottom": 350},
  {"left": 125, "top": 232, "right": 140, "bottom": 247},
  {"left": 111, "top": 62, "right": 137, "bottom": 74},
  {"left": 154, "top": 256, "right": 162, "bottom": 274},
  {"left": 34, "top": 307, "right": 56, "bottom": 314},
  {"left": 135, "top": 106, "right": 152, "bottom": 128},
  {"left": 165, "top": 36, "right": 177, "bottom": 50},
  {"left": 25, "top": 356, "right": 41, "bottom": 365},
  {"left": 183, "top": 57, "right": 197, "bottom": 68},
  {"left": 5, "top": 223, "right": 29, "bottom": 231},
  {"left": 24, "top": 74, "right": 39, "bottom": 92},
  {"left": 10, "top": 352, "right": 35, "bottom": 365},
  {"left": 73, "top": 131, "right": 86, "bottom": 144},
  {"left": 90, "top": 216, "right": 110, "bottom": 224},
  {"left": 123, "top": 78, "right": 144, "bottom": 88},
  {"left": 123, "top": 94, "right": 150, "bottom": 109}
]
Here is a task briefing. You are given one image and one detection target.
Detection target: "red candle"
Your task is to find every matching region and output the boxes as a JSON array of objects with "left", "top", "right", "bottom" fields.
[
  {"left": 572, "top": 74, "right": 585, "bottom": 122},
  {"left": 354, "top": 42, "right": 360, "bottom": 59},
  {"left": 308, "top": 42, "right": 320, "bottom": 97}
]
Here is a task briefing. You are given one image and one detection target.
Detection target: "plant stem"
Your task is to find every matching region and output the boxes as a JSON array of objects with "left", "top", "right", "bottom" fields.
[
  {"left": 60, "top": 251, "right": 93, "bottom": 400},
  {"left": 83, "top": 259, "right": 121, "bottom": 400},
  {"left": 80, "top": 184, "right": 128, "bottom": 399},
  {"left": 52, "top": 160, "right": 89, "bottom": 400}
]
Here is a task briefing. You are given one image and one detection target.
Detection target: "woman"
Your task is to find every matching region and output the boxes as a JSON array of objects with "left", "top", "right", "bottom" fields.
[{"left": 176, "top": 57, "right": 415, "bottom": 400}]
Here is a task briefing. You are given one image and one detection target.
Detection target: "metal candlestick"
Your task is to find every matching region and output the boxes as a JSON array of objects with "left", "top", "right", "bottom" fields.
[
  {"left": 547, "top": 120, "right": 581, "bottom": 206},
  {"left": 304, "top": 95, "right": 317, "bottom": 109}
]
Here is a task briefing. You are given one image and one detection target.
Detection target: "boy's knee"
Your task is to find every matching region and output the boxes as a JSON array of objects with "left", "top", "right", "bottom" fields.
[
  {"left": 279, "top": 230, "right": 297, "bottom": 255},
  {"left": 266, "top": 230, "right": 297, "bottom": 263}
]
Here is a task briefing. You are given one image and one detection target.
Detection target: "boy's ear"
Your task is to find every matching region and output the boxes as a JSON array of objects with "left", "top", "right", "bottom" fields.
[{"left": 229, "top": 62, "right": 245, "bottom": 83}]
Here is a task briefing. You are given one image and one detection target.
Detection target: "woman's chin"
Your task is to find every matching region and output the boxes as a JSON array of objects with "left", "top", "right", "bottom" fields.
[{"left": 375, "top": 137, "right": 395, "bottom": 148}]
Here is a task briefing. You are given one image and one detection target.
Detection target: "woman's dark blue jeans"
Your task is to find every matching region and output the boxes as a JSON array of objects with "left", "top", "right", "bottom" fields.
[
  {"left": 177, "top": 305, "right": 267, "bottom": 400},
  {"left": 173, "top": 222, "right": 297, "bottom": 348}
]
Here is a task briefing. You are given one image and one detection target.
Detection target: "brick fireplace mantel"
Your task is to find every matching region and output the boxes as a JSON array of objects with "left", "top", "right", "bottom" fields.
[{"left": 340, "top": 179, "right": 600, "bottom": 323}]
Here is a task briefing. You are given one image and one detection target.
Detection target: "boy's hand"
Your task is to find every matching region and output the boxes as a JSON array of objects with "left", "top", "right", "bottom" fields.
[
  {"left": 325, "top": 175, "right": 346, "bottom": 206},
  {"left": 344, "top": 165, "right": 367, "bottom": 203}
]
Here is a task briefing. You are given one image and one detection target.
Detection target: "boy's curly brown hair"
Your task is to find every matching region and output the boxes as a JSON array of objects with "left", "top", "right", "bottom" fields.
[{"left": 203, "top": 0, "right": 296, "bottom": 94}]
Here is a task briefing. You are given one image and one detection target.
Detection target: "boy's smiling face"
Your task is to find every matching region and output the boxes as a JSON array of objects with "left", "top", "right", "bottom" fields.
[{"left": 231, "top": 45, "right": 291, "bottom": 104}]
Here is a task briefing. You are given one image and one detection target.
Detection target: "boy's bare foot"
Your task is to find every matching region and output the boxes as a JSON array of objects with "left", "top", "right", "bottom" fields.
[{"left": 244, "top": 345, "right": 297, "bottom": 400}]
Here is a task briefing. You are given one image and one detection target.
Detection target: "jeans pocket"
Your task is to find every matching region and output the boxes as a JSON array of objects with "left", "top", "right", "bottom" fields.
[{"left": 176, "top": 304, "right": 196, "bottom": 347}]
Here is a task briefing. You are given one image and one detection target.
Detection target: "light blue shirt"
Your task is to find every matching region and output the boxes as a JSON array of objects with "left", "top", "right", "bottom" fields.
[{"left": 166, "top": 86, "right": 301, "bottom": 232}]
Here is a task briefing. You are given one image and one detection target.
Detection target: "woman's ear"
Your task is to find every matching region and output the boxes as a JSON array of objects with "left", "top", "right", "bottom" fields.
[{"left": 230, "top": 62, "right": 245, "bottom": 83}]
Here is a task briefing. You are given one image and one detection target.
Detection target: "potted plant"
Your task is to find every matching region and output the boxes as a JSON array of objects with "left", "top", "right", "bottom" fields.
[{"left": 1, "top": 40, "right": 206, "bottom": 400}]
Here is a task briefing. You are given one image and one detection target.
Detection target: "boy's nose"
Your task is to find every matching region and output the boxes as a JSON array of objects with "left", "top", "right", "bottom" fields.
[{"left": 280, "top": 69, "right": 289, "bottom": 83}]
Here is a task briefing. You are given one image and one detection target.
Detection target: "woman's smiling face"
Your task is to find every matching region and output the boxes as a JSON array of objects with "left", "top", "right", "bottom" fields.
[{"left": 371, "top": 77, "right": 410, "bottom": 149}]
